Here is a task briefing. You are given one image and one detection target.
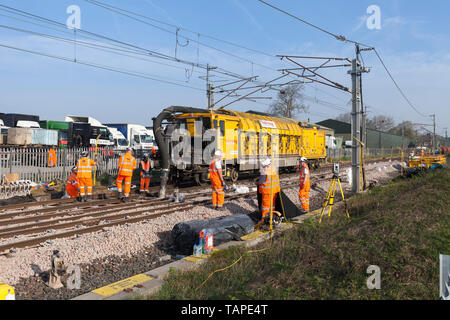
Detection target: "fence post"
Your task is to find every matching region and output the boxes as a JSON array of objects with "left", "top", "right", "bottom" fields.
[
  {"left": 9, "top": 148, "right": 12, "bottom": 174},
  {"left": 62, "top": 148, "right": 67, "bottom": 182}
]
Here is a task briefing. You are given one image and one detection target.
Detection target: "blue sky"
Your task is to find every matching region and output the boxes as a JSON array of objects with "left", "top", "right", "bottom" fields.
[{"left": 0, "top": 0, "right": 448, "bottom": 135}]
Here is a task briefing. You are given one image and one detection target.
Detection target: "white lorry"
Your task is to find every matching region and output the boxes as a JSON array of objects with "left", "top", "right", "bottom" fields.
[
  {"left": 108, "top": 127, "right": 128, "bottom": 151},
  {"left": 105, "top": 123, "right": 156, "bottom": 153},
  {"left": 325, "top": 135, "right": 338, "bottom": 150}
]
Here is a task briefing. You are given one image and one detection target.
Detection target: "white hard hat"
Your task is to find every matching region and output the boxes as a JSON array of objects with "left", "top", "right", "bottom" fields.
[
  {"left": 261, "top": 158, "right": 271, "bottom": 167},
  {"left": 300, "top": 157, "right": 308, "bottom": 162},
  {"left": 214, "top": 150, "right": 224, "bottom": 157}
]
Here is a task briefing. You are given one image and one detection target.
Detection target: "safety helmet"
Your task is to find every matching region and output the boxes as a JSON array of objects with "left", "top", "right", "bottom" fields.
[
  {"left": 71, "top": 166, "right": 77, "bottom": 172},
  {"left": 214, "top": 150, "right": 224, "bottom": 158},
  {"left": 81, "top": 151, "right": 88, "bottom": 157},
  {"left": 261, "top": 158, "right": 271, "bottom": 167},
  {"left": 143, "top": 153, "right": 149, "bottom": 158},
  {"left": 300, "top": 157, "right": 308, "bottom": 162}
]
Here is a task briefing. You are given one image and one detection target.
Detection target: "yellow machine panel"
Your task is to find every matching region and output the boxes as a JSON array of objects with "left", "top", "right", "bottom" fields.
[{"left": 0, "top": 282, "right": 15, "bottom": 300}]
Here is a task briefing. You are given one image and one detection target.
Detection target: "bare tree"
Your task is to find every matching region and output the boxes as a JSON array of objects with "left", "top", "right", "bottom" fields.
[
  {"left": 389, "top": 121, "right": 417, "bottom": 140},
  {"left": 267, "top": 83, "right": 308, "bottom": 119},
  {"left": 366, "top": 115, "right": 395, "bottom": 131},
  {"left": 335, "top": 112, "right": 351, "bottom": 123}
]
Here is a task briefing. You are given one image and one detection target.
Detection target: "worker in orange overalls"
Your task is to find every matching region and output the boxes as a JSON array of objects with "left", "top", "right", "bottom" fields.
[
  {"left": 48, "top": 146, "right": 57, "bottom": 167},
  {"left": 209, "top": 150, "right": 226, "bottom": 211},
  {"left": 65, "top": 166, "right": 80, "bottom": 199},
  {"left": 257, "top": 158, "right": 280, "bottom": 222},
  {"left": 76, "top": 151, "right": 95, "bottom": 202},
  {"left": 298, "top": 157, "right": 311, "bottom": 213},
  {"left": 139, "top": 153, "right": 151, "bottom": 194},
  {"left": 117, "top": 148, "right": 137, "bottom": 202}
]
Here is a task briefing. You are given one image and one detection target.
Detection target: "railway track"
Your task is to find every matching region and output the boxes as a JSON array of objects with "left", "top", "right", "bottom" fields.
[{"left": 0, "top": 157, "right": 400, "bottom": 253}]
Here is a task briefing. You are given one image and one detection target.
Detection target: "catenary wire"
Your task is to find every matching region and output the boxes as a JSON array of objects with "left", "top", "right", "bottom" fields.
[{"left": 0, "top": 42, "right": 205, "bottom": 91}]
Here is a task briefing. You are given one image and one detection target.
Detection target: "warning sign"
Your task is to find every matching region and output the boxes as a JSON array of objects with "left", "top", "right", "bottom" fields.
[{"left": 259, "top": 120, "right": 277, "bottom": 129}]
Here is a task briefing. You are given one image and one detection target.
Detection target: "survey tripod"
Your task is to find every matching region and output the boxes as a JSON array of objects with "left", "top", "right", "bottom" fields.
[{"left": 319, "top": 163, "right": 350, "bottom": 224}]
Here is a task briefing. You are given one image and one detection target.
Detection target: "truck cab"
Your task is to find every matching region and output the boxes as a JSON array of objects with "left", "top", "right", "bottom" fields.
[
  {"left": 106, "top": 123, "right": 156, "bottom": 153},
  {"left": 16, "top": 120, "right": 41, "bottom": 128},
  {"left": 325, "top": 135, "right": 337, "bottom": 149},
  {"left": 65, "top": 115, "right": 114, "bottom": 147},
  {"left": 0, "top": 119, "right": 9, "bottom": 135},
  {"left": 131, "top": 126, "right": 155, "bottom": 150},
  {"left": 109, "top": 127, "right": 128, "bottom": 151}
]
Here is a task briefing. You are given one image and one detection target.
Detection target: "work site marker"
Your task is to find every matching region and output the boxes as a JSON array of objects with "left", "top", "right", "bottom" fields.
[{"left": 91, "top": 273, "right": 154, "bottom": 297}]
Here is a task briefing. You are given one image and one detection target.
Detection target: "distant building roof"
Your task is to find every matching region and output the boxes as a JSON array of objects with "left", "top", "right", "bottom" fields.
[{"left": 316, "top": 119, "right": 351, "bottom": 134}]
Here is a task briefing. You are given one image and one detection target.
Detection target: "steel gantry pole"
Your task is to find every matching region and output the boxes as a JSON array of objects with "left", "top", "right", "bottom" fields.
[
  {"left": 350, "top": 58, "right": 361, "bottom": 194},
  {"left": 206, "top": 64, "right": 217, "bottom": 109},
  {"left": 431, "top": 114, "right": 436, "bottom": 150}
]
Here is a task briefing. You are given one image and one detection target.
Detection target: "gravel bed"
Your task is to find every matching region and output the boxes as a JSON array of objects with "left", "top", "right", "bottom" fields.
[{"left": 0, "top": 160, "right": 402, "bottom": 299}]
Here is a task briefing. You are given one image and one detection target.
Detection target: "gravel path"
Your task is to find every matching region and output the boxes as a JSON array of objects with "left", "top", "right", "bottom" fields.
[{"left": 0, "top": 159, "right": 402, "bottom": 299}]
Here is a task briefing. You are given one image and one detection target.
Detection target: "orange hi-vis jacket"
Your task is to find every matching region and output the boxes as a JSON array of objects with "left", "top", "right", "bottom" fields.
[
  {"left": 299, "top": 166, "right": 311, "bottom": 189},
  {"left": 76, "top": 157, "right": 95, "bottom": 178},
  {"left": 209, "top": 159, "right": 222, "bottom": 186},
  {"left": 48, "top": 148, "right": 57, "bottom": 167},
  {"left": 66, "top": 171, "right": 80, "bottom": 198},
  {"left": 140, "top": 159, "right": 151, "bottom": 177},
  {"left": 119, "top": 153, "right": 137, "bottom": 177},
  {"left": 259, "top": 169, "right": 280, "bottom": 195}
]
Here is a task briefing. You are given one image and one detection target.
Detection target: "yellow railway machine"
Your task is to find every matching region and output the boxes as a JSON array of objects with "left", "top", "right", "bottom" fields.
[
  {"left": 155, "top": 107, "right": 326, "bottom": 184},
  {"left": 407, "top": 154, "right": 447, "bottom": 169}
]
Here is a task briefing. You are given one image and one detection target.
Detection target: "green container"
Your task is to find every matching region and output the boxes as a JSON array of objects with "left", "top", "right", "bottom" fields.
[
  {"left": 40, "top": 121, "right": 71, "bottom": 148},
  {"left": 39, "top": 120, "right": 70, "bottom": 131}
]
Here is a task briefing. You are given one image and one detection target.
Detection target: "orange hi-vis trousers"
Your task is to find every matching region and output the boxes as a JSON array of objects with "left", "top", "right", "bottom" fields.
[
  {"left": 299, "top": 183, "right": 311, "bottom": 211},
  {"left": 261, "top": 193, "right": 278, "bottom": 219},
  {"left": 211, "top": 183, "right": 224, "bottom": 208},
  {"left": 299, "top": 166, "right": 311, "bottom": 212},
  {"left": 78, "top": 178, "right": 93, "bottom": 196},
  {"left": 140, "top": 177, "right": 150, "bottom": 192},
  {"left": 117, "top": 175, "right": 132, "bottom": 196}
]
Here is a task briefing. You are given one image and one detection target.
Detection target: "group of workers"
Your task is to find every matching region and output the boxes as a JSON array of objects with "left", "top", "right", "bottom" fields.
[
  {"left": 64, "top": 146, "right": 311, "bottom": 221},
  {"left": 208, "top": 150, "right": 311, "bottom": 223},
  {"left": 409, "top": 147, "right": 447, "bottom": 160},
  {"left": 65, "top": 148, "right": 153, "bottom": 202}
]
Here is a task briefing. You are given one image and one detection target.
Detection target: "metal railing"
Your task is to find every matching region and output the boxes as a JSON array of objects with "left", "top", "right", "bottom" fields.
[
  {"left": 326, "top": 147, "right": 414, "bottom": 161},
  {"left": 0, "top": 147, "right": 121, "bottom": 183}
]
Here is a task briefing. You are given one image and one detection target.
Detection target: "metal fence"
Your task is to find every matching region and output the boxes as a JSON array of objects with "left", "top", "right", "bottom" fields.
[
  {"left": 326, "top": 147, "right": 413, "bottom": 161},
  {"left": 0, "top": 147, "right": 121, "bottom": 183}
]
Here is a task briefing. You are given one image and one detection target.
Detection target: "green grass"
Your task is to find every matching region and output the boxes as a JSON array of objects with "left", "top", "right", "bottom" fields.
[{"left": 142, "top": 168, "right": 450, "bottom": 300}]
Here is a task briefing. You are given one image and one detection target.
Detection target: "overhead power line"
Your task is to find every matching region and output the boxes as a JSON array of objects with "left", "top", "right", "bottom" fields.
[
  {"left": 0, "top": 3, "right": 273, "bottom": 86},
  {"left": 0, "top": 42, "right": 205, "bottom": 91},
  {"left": 0, "top": 12, "right": 207, "bottom": 76},
  {"left": 84, "top": 0, "right": 275, "bottom": 71},
  {"left": 84, "top": 0, "right": 358, "bottom": 110},
  {"left": 85, "top": 0, "right": 275, "bottom": 58},
  {"left": 373, "top": 49, "right": 428, "bottom": 118},
  {"left": 256, "top": 0, "right": 371, "bottom": 47},
  {"left": 257, "top": 0, "right": 433, "bottom": 120},
  {"left": 0, "top": 4, "right": 245, "bottom": 80}
]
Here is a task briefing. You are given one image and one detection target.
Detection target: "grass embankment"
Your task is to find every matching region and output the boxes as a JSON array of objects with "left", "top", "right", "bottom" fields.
[{"left": 146, "top": 168, "right": 450, "bottom": 300}]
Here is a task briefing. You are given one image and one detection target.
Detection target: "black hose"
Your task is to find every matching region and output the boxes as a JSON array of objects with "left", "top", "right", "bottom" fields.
[{"left": 153, "top": 106, "right": 209, "bottom": 198}]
